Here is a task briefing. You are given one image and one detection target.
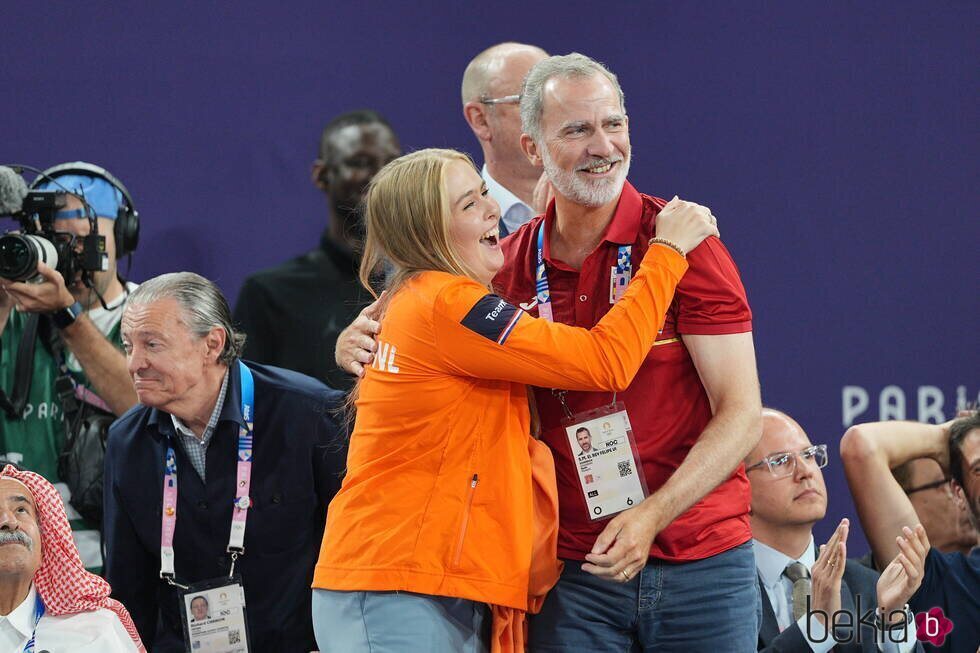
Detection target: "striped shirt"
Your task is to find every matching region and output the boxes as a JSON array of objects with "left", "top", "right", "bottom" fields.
[{"left": 170, "top": 370, "right": 229, "bottom": 481}]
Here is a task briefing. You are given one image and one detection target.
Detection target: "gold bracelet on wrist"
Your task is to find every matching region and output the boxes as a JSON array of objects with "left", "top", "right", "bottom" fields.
[{"left": 649, "top": 237, "right": 686, "bottom": 258}]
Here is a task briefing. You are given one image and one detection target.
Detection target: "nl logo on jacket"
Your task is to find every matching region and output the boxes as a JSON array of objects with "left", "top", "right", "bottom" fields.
[{"left": 462, "top": 294, "right": 523, "bottom": 345}]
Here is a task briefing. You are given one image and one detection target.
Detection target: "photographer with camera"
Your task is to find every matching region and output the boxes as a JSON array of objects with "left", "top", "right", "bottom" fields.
[{"left": 0, "top": 162, "right": 140, "bottom": 572}]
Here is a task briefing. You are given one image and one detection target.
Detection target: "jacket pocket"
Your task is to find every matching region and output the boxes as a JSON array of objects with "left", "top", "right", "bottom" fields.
[{"left": 451, "top": 473, "right": 479, "bottom": 568}]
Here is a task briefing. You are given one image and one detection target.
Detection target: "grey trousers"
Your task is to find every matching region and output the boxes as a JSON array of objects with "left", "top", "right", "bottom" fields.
[{"left": 312, "top": 589, "right": 490, "bottom": 653}]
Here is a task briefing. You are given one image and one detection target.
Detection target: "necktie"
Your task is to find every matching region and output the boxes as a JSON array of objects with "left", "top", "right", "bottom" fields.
[{"left": 784, "top": 561, "right": 812, "bottom": 622}]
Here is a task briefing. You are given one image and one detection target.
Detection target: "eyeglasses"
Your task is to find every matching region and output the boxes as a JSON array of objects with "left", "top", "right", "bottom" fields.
[
  {"left": 480, "top": 94, "right": 521, "bottom": 106},
  {"left": 906, "top": 478, "right": 951, "bottom": 495},
  {"left": 745, "top": 444, "right": 828, "bottom": 478}
]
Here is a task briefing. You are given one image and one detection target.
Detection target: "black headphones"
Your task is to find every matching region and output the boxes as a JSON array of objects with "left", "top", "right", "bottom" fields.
[{"left": 30, "top": 161, "right": 140, "bottom": 258}]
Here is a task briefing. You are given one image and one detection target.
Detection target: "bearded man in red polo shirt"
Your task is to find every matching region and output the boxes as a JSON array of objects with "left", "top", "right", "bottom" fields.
[
  {"left": 490, "top": 53, "right": 763, "bottom": 652},
  {"left": 336, "top": 52, "right": 763, "bottom": 652}
]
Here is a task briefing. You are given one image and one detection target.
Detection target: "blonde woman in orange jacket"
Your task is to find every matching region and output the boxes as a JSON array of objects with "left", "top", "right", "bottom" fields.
[{"left": 312, "top": 149, "right": 718, "bottom": 653}]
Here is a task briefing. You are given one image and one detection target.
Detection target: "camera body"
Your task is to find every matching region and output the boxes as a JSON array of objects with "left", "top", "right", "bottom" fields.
[{"left": 0, "top": 188, "right": 108, "bottom": 283}]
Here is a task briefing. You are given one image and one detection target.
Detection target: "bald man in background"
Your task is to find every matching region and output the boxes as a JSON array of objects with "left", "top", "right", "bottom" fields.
[
  {"left": 748, "top": 409, "right": 924, "bottom": 652},
  {"left": 461, "top": 42, "right": 549, "bottom": 236}
]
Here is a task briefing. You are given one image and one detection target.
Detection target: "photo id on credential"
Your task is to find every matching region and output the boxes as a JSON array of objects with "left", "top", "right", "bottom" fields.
[
  {"left": 181, "top": 578, "right": 250, "bottom": 653},
  {"left": 564, "top": 401, "right": 648, "bottom": 520}
]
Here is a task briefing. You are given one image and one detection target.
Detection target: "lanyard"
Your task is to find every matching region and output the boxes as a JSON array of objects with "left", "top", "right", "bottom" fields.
[
  {"left": 22, "top": 593, "right": 44, "bottom": 653},
  {"left": 535, "top": 223, "right": 555, "bottom": 322},
  {"left": 160, "top": 361, "right": 255, "bottom": 586},
  {"left": 534, "top": 221, "right": 632, "bottom": 322},
  {"left": 535, "top": 221, "right": 630, "bottom": 413}
]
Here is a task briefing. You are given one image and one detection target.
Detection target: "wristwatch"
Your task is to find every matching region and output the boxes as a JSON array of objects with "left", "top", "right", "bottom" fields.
[
  {"left": 875, "top": 604, "right": 913, "bottom": 630},
  {"left": 51, "top": 301, "right": 83, "bottom": 329}
]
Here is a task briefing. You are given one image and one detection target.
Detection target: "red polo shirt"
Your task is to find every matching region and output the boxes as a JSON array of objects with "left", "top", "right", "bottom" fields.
[{"left": 494, "top": 182, "right": 753, "bottom": 562}]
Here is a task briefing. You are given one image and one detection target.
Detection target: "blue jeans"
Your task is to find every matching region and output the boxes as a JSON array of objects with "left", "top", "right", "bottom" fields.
[
  {"left": 312, "top": 589, "right": 490, "bottom": 653},
  {"left": 530, "top": 541, "right": 761, "bottom": 652}
]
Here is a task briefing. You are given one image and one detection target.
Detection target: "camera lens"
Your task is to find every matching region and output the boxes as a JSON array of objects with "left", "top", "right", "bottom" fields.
[{"left": 0, "top": 234, "right": 59, "bottom": 281}]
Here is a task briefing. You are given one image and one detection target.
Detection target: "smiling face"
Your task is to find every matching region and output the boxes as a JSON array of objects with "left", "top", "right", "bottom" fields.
[
  {"left": 444, "top": 160, "right": 504, "bottom": 286},
  {"left": 0, "top": 479, "right": 42, "bottom": 584},
  {"left": 121, "top": 298, "right": 225, "bottom": 413},
  {"left": 526, "top": 74, "right": 630, "bottom": 208},
  {"left": 747, "top": 412, "right": 828, "bottom": 532}
]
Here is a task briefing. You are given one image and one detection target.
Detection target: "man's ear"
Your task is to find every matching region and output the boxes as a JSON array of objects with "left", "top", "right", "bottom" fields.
[
  {"left": 463, "top": 102, "right": 492, "bottom": 142},
  {"left": 520, "top": 133, "right": 543, "bottom": 167},
  {"left": 950, "top": 480, "right": 969, "bottom": 509},
  {"left": 205, "top": 327, "right": 228, "bottom": 363},
  {"left": 311, "top": 159, "right": 328, "bottom": 192}
]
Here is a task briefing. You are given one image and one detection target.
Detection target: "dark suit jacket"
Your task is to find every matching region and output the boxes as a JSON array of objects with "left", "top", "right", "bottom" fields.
[
  {"left": 758, "top": 558, "right": 920, "bottom": 652},
  {"left": 104, "top": 360, "right": 347, "bottom": 652}
]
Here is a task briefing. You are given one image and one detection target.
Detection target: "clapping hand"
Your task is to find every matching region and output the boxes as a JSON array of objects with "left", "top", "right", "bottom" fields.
[
  {"left": 876, "top": 524, "right": 929, "bottom": 623},
  {"left": 810, "top": 518, "right": 849, "bottom": 625}
]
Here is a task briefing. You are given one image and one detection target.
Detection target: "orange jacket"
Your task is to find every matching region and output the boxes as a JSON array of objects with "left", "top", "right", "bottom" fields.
[{"left": 313, "top": 245, "right": 687, "bottom": 647}]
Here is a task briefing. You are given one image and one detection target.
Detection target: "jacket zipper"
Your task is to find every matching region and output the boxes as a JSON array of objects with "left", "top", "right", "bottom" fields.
[{"left": 452, "top": 474, "right": 479, "bottom": 568}]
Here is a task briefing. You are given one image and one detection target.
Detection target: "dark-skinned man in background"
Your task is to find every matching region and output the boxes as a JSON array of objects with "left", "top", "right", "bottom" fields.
[{"left": 234, "top": 110, "right": 401, "bottom": 390}]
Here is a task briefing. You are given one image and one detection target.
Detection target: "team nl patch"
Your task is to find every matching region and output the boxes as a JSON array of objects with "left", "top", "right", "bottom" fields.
[{"left": 461, "top": 294, "right": 522, "bottom": 345}]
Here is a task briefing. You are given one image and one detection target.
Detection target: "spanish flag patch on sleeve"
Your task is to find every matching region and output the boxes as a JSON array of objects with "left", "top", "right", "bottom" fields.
[{"left": 460, "top": 294, "right": 523, "bottom": 345}]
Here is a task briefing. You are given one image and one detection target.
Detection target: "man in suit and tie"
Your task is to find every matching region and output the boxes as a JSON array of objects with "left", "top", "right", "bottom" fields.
[{"left": 747, "top": 409, "right": 927, "bottom": 652}]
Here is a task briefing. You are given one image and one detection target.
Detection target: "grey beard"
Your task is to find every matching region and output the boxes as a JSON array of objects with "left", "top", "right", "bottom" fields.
[
  {"left": 0, "top": 530, "right": 32, "bottom": 550},
  {"left": 541, "top": 148, "right": 630, "bottom": 208}
]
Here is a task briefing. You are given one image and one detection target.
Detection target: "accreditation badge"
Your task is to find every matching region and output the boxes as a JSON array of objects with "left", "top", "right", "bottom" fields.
[
  {"left": 563, "top": 401, "right": 648, "bottom": 520},
  {"left": 180, "top": 575, "right": 252, "bottom": 653}
]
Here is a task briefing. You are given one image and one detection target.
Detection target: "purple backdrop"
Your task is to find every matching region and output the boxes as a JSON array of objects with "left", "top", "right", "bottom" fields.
[{"left": 4, "top": 1, "right": 978, "bottom": 550}]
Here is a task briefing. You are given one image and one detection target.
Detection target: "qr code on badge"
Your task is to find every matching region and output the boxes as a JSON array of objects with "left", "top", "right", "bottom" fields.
[
  {"left": 618, "top": 460, "right": 632, "bottom": 477},
  {"left": 228, "top": 629, "right": 241, "bottom": 645}
]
